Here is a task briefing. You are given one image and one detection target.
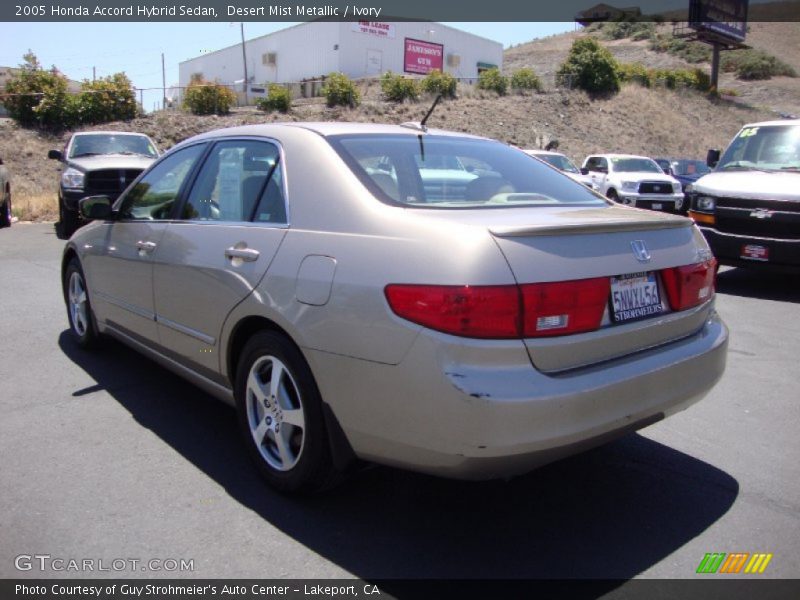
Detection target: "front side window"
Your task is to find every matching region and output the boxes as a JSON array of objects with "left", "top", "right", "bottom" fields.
[
  {"left": 330, "top": 135, "right": 605, "bottom": 209},
  {"left": 118, "top": 144, "right": 205, "bottom": 220},
  {"left": 718, "top": 124, "right": 800, "bottom": 172},
  {"left": 182, "top": 140, "right": 283, "bottom": 222}
]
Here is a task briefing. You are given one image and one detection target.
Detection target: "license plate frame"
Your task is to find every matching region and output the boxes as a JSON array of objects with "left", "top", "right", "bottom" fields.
[
  {"left": 741, "top": 244, "right": 769, "bottom": 262},
  {"left": 651, "top": 202, "right": 663, "bottom": 210},
  {"left": 610, "top": 271, "right": 664, "bottom": 324}
]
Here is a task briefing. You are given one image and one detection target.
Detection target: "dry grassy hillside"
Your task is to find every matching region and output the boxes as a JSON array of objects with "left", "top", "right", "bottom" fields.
[
  {"left": 506, "top": 21, "right": 800, "bottom": 116},
  {"left": 2, "top": 22, "right": 793, "bottom": 222}
]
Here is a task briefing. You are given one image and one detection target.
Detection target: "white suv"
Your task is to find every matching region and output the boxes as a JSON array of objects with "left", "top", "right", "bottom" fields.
[{"left": 582, "top": 154, "right": 684, "bottom": 213}]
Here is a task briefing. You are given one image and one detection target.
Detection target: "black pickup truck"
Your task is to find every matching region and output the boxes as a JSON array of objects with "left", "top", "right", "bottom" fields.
[{"left": 49, "top": 131, "right": 159, "bottom": 238}]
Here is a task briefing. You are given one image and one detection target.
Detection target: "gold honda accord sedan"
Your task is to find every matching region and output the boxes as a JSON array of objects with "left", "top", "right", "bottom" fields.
[{"left": 61, "top": 122, "right": 728, "bottom": 492}]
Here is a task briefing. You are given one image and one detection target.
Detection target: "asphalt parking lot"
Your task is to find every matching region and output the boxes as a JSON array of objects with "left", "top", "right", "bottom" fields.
[{"left": 1, "top": 223, "right": 799, "bottom": 585}]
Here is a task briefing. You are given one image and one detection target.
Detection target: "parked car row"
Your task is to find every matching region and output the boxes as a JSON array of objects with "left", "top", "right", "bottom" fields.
[
  {"left": 60, "top": 121, "right": 728, "bottom": 492},
  {"left": 522, "top": 149, "right": 698, "bottom": 215}
]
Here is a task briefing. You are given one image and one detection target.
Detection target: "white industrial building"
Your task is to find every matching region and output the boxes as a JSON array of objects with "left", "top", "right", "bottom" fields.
[{"left": 178, "top": 21, "right": 503, "bottom": 94}]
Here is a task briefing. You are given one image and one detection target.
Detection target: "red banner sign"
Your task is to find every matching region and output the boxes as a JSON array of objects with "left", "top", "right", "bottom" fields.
[{"left": 404, "top": 38, "right": 444, "bottom": 75}]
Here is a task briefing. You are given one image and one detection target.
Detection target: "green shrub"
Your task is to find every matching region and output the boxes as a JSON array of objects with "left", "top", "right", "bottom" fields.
[
  {"left": 598, "top": 21, "right": 655, "bottom": 41},
  {"left": 617, "top": 62, "right": 651, "bottom": 86},
  {"left": 322, "top": 72, "right": 360, "bottom": 108},
  {"left": 477, "top": 68, "right": 509, "bottom": 95},
  {"left": 380, "top": 72, "right": 419, "bottom": 102},
  {"left": 78, "top": 73, "right": 137, "bottom": 123},
  {"left": 724, "top": 49, "right": 797, "bottom": 80},
  {"left": 692, "top": 68, "right": 711, "bottom": 91},
  {"left": 2, "top": 52, "right": 77, "bottom": 130},
  {"left": 617, "top": 62, "right": 712, "bottom": 92},
  {"left": 648, "top": 35, "right": 711, "bottom": 64},
  {"left": 510, "top": 68, "right": 541, "bottom": 91},
  {"left": 420, "top": 69, "right": 457, "bottom": 98},
  {"left": 256, "top": 84, "right": 292, "bottom": 113},
  {"left": 557, "top": 38, "right": 620, "bottom": 94},
  {"left": 183, "top": 77, "right": 237, "bottom": 115}
]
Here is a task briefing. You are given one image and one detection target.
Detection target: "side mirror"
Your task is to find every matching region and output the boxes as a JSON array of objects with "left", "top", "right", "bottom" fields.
[
  {"left": 580, "top": 168, "right": 589, "bottom": 175},
  {"left": 79, "top": 196, "right": 114, "bottom": 220},
  {"left": 48, "top": 150, "right": 63, "bottom": 160},
  {"left": 706, "top": 149, "right": 720, "bottom": 168}
]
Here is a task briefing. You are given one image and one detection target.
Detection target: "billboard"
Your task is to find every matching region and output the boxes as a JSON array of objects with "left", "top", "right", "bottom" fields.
[
  {"left": 689, "top": 0, "right": 749, "bottom": 44},
  {"left": 404, "top": 38, "right": 444, "bottom": 75}
]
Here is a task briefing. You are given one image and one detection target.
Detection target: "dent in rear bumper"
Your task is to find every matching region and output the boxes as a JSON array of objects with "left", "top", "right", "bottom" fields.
[{"left": 306, "top": 311, "right": 729, "bottom": 480}]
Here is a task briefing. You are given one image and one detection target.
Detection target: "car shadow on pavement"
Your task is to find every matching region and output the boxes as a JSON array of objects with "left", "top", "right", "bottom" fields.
[
  {"left": 716, "top": 267, "right": 800, "bottom": 303},
  {"left": 59, "top": 331, "right": 739, "bottom": 587}
]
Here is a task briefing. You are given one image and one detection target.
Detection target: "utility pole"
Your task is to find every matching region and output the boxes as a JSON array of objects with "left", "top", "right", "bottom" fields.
[
  {"left": 162, "top": 53, "right": 167, "bottom": 110},
  {"left": 92, "top": 66, "right": 96, "bottom": 82},
  {"left": 710, "top": 42, "right": 721, "bottom": 94},
  {"left": 240, "top": 23, "right": 249, "bottom": 106}
]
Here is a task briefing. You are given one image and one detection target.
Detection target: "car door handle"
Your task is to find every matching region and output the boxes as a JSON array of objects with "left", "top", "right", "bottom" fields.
[
  {"left": 136, "top": 241, "right": 157, "bottom": 253},
  {"left": 225, "top": 247, "right": 260, "bottom": 262}
]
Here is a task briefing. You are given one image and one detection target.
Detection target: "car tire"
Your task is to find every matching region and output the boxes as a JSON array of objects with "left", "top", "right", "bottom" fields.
[
  {"left": 235, "top": 330, "right": 335, "bottom": 494},
  {"left": 0, "top": 184, "right": 10, "bottom": 228},
  {"left": 58, "top": 199, "right": 80, "bottom": 239},
  {"left": 64, "top": 258, "right": 100, "bottom": 349},
  {"left": 607, "top": 189, "right": 620, "bottom": 203}
]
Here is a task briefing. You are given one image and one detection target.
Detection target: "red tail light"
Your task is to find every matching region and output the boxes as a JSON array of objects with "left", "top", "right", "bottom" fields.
[
  {"left": 520, "top": 278, "right": 610, "bottom": 337},
  {"left": 661, "top": 259, "right": 717, "bottom": 311},
  {"left": 384, "top": 284, "right": 521, "bottom": 339},
  {"left": 385, "top": 278, "right": 610, "bottom": 339}
]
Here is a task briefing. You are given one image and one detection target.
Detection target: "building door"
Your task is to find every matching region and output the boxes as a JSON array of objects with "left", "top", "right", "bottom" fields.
[{"left": 366, "top": 49, "right": 382, "bottom": 76}]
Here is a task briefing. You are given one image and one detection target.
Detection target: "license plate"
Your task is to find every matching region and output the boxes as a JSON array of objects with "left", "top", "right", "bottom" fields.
[
  {"left": 610, "top": 272, "right": 664, "bottom": 324},
  {"left": 741, "top": 244, "right": 769, "bottom": 262},
  {"left": 651, "top": 203, "right": 663, "bottom": 210}
]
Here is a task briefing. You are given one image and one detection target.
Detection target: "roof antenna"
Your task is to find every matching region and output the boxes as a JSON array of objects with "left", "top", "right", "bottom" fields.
[
  {"left": 420, "top": 94, "right": 442, "bottom": 131},
  {"left": 400, "top": 94, "right": 442, "bottom": 133}
]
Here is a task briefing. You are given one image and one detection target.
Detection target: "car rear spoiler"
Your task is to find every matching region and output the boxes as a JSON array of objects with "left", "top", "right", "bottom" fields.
[{"left": 490, "top": 218, "right": 691, "bottom": 238}]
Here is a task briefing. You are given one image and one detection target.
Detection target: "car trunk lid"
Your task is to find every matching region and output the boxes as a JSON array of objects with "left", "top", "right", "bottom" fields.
[{"left": 486, "top": 205, "right": 712, "bottom": 372}]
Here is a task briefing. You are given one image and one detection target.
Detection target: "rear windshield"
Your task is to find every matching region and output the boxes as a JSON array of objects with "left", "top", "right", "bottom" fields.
[{"left": 329, "top": 134, "right": 606, "bottom": 209}]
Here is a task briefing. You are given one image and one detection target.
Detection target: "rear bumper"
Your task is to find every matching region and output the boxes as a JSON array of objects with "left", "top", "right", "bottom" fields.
[
  {"left": 308, "top": 310, "right": 728, "bottom": 480},
  {"left": 699, "top": 226, "right": 800, "bottom": 271}
]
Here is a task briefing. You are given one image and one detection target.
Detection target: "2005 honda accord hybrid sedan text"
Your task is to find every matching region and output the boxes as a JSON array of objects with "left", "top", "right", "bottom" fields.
[{"left": 62, "top": 122, "right": 728, "bottom": 492}]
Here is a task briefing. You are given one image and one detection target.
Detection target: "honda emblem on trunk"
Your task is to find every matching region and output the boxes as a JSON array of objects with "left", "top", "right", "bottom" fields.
[{"left": 631, "top": 240, "right": 651, "bottom": 263}]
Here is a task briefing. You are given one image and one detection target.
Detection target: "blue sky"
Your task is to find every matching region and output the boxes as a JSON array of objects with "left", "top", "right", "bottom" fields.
[{"left": 0, "top": 22, "right": 574, "bottom": 111}]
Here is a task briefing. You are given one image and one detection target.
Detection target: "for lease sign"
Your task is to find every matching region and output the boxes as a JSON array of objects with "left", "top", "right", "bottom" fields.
[{"left": 404, "top": 38, "right": 444, "bottom": 74}]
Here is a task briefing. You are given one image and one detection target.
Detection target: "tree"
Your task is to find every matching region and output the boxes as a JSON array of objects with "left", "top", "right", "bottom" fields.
[
  {"left": 557, "top": 38, "right": 620, "bottom": 94},
  {"left": 3, "top": 51, "right": 76, "bottom": 129}
]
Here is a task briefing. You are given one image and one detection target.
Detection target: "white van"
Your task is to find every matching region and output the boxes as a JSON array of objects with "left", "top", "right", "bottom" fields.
[{"left": 688, "top": 119, "right": 800, "bottom": 271}]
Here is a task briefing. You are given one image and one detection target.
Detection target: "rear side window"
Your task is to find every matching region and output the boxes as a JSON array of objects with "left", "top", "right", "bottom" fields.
[
  {"left": 329, "top": 134, "right": 605, "bottom": 209},
  {"left": 181, "top": 140, "right": 284, "bottom": 222}
]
